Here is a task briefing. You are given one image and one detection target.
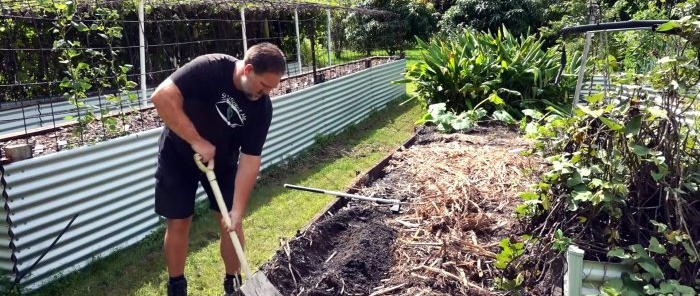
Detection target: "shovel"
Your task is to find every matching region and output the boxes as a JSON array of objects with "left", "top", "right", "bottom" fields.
[{"left": 194, "top": 154, "right": 282, "bottom": 296}]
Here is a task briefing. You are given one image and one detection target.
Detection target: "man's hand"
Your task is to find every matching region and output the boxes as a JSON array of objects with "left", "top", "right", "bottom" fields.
[
  {"left": 225, "top": 210, "right": 244, "bottom": 233},
  {"left": 191, "top": 139, "right": 215, "bottom": 163}
]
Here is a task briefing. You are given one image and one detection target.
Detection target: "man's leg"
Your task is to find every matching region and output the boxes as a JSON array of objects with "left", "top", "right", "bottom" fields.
[
  {"left": 154, "top": 154, "right": 199, "bottom": 296},
  {"left": 164, "top": 217, "right": 193, "bottom": 277},
  {"left": 214, "top": 212, "right": 244, "bottom": 275}
]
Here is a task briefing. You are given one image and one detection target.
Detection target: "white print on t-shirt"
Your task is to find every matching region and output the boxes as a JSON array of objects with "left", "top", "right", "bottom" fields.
[{"left": 215, "top": 93, "right": 247, "bottom": 128}]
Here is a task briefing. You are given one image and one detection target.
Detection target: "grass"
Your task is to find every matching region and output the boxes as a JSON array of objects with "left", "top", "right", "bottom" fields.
[{"left": 25, "top": 74, "right": 424, "bottom": 295}]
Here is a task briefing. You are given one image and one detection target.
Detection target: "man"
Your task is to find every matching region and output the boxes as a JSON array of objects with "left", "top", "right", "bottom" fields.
[{"left": 151, "top": 43, "right": 286, "bottom": 296}]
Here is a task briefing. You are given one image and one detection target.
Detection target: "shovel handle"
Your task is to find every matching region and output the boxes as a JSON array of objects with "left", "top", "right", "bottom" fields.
[
  {"left": 194, "top": 154, "right": 252, "bottom": 281},
  {"left": 284, "top": 184, "right": 405, "bottom": 205}
]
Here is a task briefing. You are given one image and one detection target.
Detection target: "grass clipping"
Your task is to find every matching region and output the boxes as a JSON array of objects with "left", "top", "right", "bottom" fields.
[{"left": 358, "top": 126, "right": 541, "bottom": 295}]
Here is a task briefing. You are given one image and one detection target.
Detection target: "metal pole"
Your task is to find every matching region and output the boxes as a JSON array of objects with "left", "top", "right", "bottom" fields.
[
  {"left": 565, "top": 245, "right": 584, "bottom": 296},
  {"left": 240, "top": 7, "right": 248, "bottom": 52},
  {"left": 294, "top": 9, "right": 302, "bottom": 74},
  {"left": 572, "top": 32, "right": 592, "bottom": 108},
  {"left": 138, "top": 0, "right": 147, "bottom": 106},
  {"left": 326, "top": 9, "right": 332, "bottom": 66}
]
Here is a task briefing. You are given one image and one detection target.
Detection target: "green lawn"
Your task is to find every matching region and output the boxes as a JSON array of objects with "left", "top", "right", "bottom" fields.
[{"left": 25, "top": 70, "right": 424, "bottom": 296}]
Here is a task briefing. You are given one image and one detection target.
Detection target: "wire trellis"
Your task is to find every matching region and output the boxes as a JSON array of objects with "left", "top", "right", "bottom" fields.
[{"left": 0, "top": 0, "right": 404, "bottom": 161}]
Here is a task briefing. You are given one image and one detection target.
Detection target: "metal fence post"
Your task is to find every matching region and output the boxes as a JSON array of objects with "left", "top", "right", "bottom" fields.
[
  {"left": 565, "top": 245, "right": 584, "bottom": 296},
  {"left": 310, "top": 19, "right": 318, "bottom": 83},
  {"left": 138, "top": 0, "right": 147, "bottom": 106},
  {"left": 326, "top": 9, "right": 332, "bottom": 67},
  {"left": 241, "top": 7, "right": 248, "bottom": 53},
  {"left": 294, "top": 9, "right": 302, "bottom": 74}
]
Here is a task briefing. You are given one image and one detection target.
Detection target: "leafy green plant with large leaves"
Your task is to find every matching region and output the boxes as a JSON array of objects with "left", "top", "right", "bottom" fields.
[
  {"left": 498, "top": 15, "right": 700, "bottom": 294},
  {"left": 398, "top": 26, "right": 577, "bottom": 120}
]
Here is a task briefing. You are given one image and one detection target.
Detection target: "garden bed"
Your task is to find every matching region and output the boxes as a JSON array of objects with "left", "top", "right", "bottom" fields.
[
  {"left": 259, "top": 125, "right": 542, "bottom": 295},
  {"left": 0, "top": 57, "right": 395, "bottom": 161}
]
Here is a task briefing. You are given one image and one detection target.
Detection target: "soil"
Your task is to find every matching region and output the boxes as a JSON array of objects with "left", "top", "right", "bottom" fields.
[
  {"left": 263, "top": 206, "right": 398, "bottom": 296},
  {"left": 0, "top": 58, "right": 395, "bottom": 161},
  {"left": 259, "top": 125, "right": 543, "bottom": 296}
]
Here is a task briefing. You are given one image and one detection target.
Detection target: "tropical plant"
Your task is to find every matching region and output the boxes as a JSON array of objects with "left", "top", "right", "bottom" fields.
[{"left": 398, "top": 26, "right": 577, "bottom": 119}]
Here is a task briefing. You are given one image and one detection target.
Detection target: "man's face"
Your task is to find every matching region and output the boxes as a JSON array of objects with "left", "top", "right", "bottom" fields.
[{"left": 240, "top": 64, "right": 282, "bottom": 101}]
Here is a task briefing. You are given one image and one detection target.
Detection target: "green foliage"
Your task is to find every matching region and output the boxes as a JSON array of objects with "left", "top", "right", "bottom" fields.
[
  {"left": 509, "top": 68, "right": 700, "bottom": 293},
  {"left": 438, "top": 0, "right": 550, "bottom": 38},
  {"left": 0, "top": 272, "right": 21, "bottom": 296},
  {"left": 602, "top": 224, "right": 698, "bottom": 295},
  {"left": 494, "top": 237, "right": 527, "bottom": 290},
  {"left": 53, "top": 2, "right": 136, "bottom": 139},
  {"left": 398, "top": 26, "right": 575, "bottom": 120},
  {"left": 501, "top": 5, "right": 700, "bottom": 290},
  {"left": 344, "top": 0, "right": 437, "bottom": 54},
  {"left": 416, "top": 102, "right": 486, "bottom": 133}
]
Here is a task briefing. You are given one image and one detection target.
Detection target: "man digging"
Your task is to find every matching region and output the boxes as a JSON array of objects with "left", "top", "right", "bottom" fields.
[{"left": 150, "top": 43, "right": 285, "bottom": 296}]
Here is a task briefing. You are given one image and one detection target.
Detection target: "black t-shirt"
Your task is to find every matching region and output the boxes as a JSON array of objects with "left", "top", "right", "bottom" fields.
[{"left": 158, "top": 54, "right": 273, "bottom": 169}]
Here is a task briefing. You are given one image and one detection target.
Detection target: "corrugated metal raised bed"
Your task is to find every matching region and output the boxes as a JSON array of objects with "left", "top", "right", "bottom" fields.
[{"left": 0, "top": 59, "right": 406, "bottom": 290}]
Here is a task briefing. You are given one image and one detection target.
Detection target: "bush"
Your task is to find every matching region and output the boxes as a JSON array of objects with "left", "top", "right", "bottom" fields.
[
  {"left": 502, "top": 15, "right": 700, "bottom": 293},
  {"left": 399, "top": 26, "right": 576, "bottom": 119}
]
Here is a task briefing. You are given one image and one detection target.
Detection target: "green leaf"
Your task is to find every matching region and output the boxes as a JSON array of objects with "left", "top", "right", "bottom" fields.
[
  {"left": 650, "top": 220, "right": 668, "bottom": 233},
  {"left": 590, "top": 178, "right": 603, "bottom": 188},
  {"left": 586, "top": 92, "right": 605, "bottom": 105},
  {"left": 566, "top": 171, "right": 584, "bottom": 187},
  {"left": 522, "top": 109, "right": 543, "bottom": 119},
  {"left": 651, "top": 170, "right": 667, "bottom": 182},
  {"left": 572, "top": 186, "right": 593, "bottom": 202},
  {"left": 637, "top": 257, "right": 664, "bottom": 279},
  {"left": 493, "top": 110, "right": 515, "bottom": 124},
  {"left": 656, "top": 21, "right": 680, "bottom": 32},
  {"left": 578, "top": 105, "right": 605, "bottom": 118},
  {"left": 607, "top": 248, "right": 628, "bottom": 259},
  {"left": 488, "top": 92, "right": 505, "bottom": 105},
  {"left": 624, "top": 115, "right": 643, "bottom": 136},
  {"left": 600, "top": 117, "right": 623, "bottom": 131},
  {"left": 633, "top": 145, "right": 650, "bottom": 156},
  {"left": 648, "top": 237, "right": 666, "bottom": 254},
  {"left": 645, "top": 106, "right": 668, "bottom": 119},
  {"left": 518, "top": 192, "right": 539, "bottom": 201},
  {"left": 669, "top": 257, "right": 682, "bottom": 270}
]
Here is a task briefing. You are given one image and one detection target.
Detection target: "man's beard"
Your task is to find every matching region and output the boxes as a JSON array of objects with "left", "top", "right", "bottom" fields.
[{"left": 240, "top": 75, "right": 261, "bottom": 101}]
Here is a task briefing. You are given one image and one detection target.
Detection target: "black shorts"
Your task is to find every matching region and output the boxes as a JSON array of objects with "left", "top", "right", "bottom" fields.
[{"left": 154, "top": 158, "right": 236, "bottom": 219}]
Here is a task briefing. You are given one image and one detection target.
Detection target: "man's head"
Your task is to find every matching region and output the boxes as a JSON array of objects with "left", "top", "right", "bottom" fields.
[{"left": 239, "top": 42, "right": 286, "bottom": 101}]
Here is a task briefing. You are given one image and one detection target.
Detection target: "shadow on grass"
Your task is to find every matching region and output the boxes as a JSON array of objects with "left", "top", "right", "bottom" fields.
[{"left": 25, "top": 98, "right": 418, "bottom": 296}]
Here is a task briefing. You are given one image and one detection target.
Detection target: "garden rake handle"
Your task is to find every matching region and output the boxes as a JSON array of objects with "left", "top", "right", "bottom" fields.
[{"left": 194, "top": 154, "right": 252, "bottom": 282}]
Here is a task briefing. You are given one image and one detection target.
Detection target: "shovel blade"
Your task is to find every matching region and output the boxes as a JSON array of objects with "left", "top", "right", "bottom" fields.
[{"left": 240, "top": 271, "right": 282, "bottom": 296}]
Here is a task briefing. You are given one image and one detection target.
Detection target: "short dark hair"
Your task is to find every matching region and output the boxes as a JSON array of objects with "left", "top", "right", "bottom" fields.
[{"left": 244, "top": 42, "right": 286, "bottom": 75}]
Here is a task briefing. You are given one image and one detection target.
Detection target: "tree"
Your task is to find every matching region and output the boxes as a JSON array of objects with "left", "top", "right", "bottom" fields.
[
  {"left": 437, "top": 0, "right": 550, "bottom": 38},
  {"left": 344, "top": 0, "right": 438, "bottom": 55}
]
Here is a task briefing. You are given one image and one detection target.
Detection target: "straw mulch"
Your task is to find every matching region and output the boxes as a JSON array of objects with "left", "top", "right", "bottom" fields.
[{"left": 357, "top": 125, "right": 544, "bottom": 296}]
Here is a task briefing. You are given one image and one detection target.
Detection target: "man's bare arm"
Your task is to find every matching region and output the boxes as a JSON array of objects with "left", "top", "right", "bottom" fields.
[
  {"left": 151, "top": 79, "right": 215, "bottom": 162},
  {"left": 231, "top": 153, "right": 262, "bottom": 215}
]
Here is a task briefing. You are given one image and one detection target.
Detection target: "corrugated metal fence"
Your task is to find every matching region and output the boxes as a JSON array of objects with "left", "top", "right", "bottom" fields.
[{"left": 0, "top": 59, "right": 406, "bottom": 290}]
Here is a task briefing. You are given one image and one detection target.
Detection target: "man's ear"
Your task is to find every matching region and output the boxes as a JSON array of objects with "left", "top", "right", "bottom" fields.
[{"left": 243, "top": 64, "right": 254, "bottom": 75}]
